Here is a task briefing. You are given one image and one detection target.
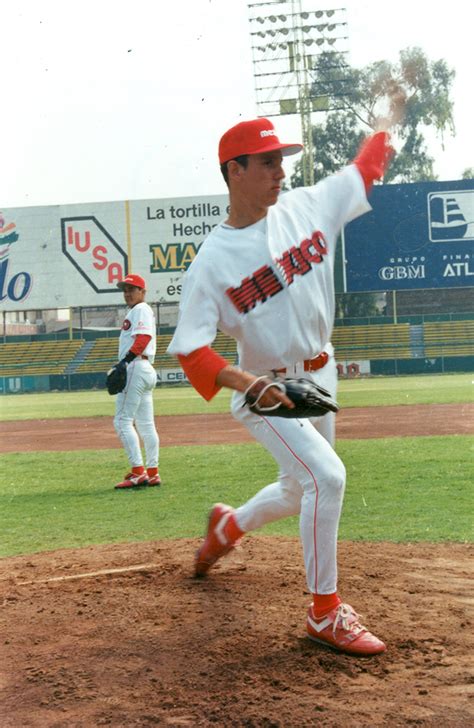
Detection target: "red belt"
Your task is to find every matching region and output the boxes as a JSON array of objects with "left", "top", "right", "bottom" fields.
[{"left": 274, "top": 351, "right": 329, "bottom": 374}]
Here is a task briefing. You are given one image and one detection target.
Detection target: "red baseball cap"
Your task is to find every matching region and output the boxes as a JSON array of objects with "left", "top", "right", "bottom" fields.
[
  {"left": 117, "top": 274, "right": 146, "bottom": 290},
  {"left": 218, "top": 118, "right": 303, "bottom": 165}
]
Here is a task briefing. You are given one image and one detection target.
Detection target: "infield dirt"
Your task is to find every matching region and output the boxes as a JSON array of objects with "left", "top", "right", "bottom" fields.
[
  {"left": 1, "top": 402, "right": 472, "bottom": 452},
  {"left": 0, "top": 404, "right": 472, "bottom": 727}
]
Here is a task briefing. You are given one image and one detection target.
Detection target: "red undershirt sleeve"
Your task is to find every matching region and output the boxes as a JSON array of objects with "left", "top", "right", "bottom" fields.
[
  {"left": 178, "top": 346, "right": 229, "bottom": 401},
  {"left": 352, "top": 131, "right": 394, "bottom": 193},
  {"left": 130, "top": 334, "right": 151, "bottom": 356}
]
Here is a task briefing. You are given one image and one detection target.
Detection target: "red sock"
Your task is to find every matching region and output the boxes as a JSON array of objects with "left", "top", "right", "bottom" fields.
[
  {"left": 132, "top": 466, "right": 145, "bottom": 475},
  {"left": 147, "top": 467, "right": 158, "bottom": 476},
  {"left": 312, "top": 593, "right": 341, "bottom": 619},
  {"left": 225, "top": 513, "right": 245, "bottom": 542}
]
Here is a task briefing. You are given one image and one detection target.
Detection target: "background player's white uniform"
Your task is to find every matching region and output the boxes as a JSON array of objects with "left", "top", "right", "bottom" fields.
[
  {"left": 169, "top": 164, "right": 370, "bottom": 595},
  {"left": 114, "top": 302, "right": 159, "bottom": 470}
]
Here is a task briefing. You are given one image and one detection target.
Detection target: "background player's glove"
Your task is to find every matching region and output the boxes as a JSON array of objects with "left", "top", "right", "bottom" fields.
[
  {"left": 244, "top": 376, "right": 339, "bottom": 418},
  {"left": 106, "top": 360, "right": 127, "bottom": 395}
]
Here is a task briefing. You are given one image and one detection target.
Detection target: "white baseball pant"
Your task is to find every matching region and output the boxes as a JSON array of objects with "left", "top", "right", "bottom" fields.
[
  {"left": 231, "top": 357, "right": 343, "bottom": 595},
  {"left": 114, "top": 359, "right": 159, "bottom": 468}
]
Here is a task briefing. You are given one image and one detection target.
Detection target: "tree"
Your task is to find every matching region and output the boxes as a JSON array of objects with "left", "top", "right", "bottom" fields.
[
  {"left": 462, "top": 168, "right": 474, "bottom": 179},
  {"left": 291, "top": 47, "right": 456, "bottom": 187},
  {"left": 335, "top": 292, "right": 379, "bottom": 320},
  {"left": 290, "top": 48, "right": 456, "bottom": 320}
]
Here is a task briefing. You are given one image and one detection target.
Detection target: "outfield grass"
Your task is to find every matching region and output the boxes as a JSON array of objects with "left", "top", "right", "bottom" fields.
[
  {"left": 1, "top": 373, "right": 472, "bottom": 558},
  {"left": 0, "top": 372, "right": 472, "bottom": 421},
  {"left": 1, "top": 435, "right": 472, "bottom": 557}
]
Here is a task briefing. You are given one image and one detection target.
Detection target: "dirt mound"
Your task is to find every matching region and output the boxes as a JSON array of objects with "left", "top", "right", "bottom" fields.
[{"left": 1, "top": 538, "right": 472, "bottom": 727}]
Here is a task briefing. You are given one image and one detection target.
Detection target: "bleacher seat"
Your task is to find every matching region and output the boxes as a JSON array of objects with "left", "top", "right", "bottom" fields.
[
  {"left": 0, "top": 340, "right": 84, "bottom": 377},
  {"left": 75, "top": 331, "right": 237, "bottom": 373},
  {"left": 332, "top": 324, "right": 411, "bottom": 360},
  {"left": 423, "top": 321, "right": 474, "bottom": 358},
  {"left": 212, "top": 332, "right": 238, "bottom": 363},
  {"left": 2, "top": 320, "right": 470, "bottom": 380},
  {"left": 75, "top": 338, "right": 118, "bottom": 373}
]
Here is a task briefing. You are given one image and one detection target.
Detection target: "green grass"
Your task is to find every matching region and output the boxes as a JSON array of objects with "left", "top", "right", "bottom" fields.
[
  {"left": 0, "top": 386, "right": 231, "bottom": 421},
  {"left": 1, "top": 436, "right": 472, "bottom": 557},
  {"left": 0, "top": 373, "right": 472, "bottom": 421},
  {"left": 337, "top": 372, "right": 473, "bottom": 407},
  {"left": 1, "top": 372, "right": 471, "bottom": 558}
]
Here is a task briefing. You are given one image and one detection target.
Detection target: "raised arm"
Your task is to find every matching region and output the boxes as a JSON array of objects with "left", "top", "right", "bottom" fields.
[{"left": 352, "top": 132, "right": 394, "bottom": 193}]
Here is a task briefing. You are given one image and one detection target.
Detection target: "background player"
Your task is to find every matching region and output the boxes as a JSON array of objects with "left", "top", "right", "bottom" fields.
[
  {"left": 168, "top": 111, "right": 400, "bottom": 655},
  {"left": 113, "top": 274, "right": 161, "bottom": 489}
]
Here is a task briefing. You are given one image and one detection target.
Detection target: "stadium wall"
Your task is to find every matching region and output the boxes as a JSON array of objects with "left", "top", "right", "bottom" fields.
[{"left": 1, "top": 182, "right": 472, "bottom": 393}]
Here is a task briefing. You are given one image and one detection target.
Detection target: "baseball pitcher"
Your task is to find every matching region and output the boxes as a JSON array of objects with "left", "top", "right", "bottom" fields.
[{"left": 168, "top": 110, "right": 401, "bottom": 655}]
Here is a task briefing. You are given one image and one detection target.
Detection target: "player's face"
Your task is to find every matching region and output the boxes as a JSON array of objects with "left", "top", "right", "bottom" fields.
[
  {"left": 123, "top": 284, "right": 145, "bottom": 307},
  {"left": 242, "top": 151, "right": 285, "bottom": 207}
]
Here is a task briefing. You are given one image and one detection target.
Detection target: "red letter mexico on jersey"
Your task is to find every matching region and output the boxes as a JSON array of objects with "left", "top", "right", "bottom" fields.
[{"left": 225, "top": 232, "right": 328, "bottom": 313}]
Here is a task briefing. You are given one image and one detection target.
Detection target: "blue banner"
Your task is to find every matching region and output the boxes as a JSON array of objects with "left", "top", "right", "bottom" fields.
[{"left": 344, "top": 179, "right": 474, "bottom": 291}]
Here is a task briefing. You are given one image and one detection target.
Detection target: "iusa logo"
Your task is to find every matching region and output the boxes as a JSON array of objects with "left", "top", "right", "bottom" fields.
[
  {"left": 61, "top": 216, "right": 128, "bottom": 293},
  {"left": 428, "top": 190, "right": 474, "bottom": 242},
  {"left": 0, "top": 212, "right": 33, "bottom": 303}
]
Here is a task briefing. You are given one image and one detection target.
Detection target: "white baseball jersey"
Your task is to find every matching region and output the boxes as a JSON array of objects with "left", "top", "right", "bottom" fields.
[
  {"left": 168, "top": 164, "right": 370, "bottom": 371},
  {"left": 119, "top": 302, "right": 156, "bottom": 363}
]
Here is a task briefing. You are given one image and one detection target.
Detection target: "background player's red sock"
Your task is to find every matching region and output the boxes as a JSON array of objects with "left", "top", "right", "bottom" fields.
[
  {"left": 132, "top": 466, "right": 145, "bottom": 475},
  {"left": 312, "top": 593, "right": 341, "bottom": 619}
]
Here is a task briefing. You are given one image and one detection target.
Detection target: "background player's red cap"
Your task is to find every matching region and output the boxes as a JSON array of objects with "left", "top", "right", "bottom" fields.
[
  {"left": 117, "top": 274, "right": 146, "bottom": 290},
  {"left": 218, "top": 118, "right": 303, "bottom": 164}
]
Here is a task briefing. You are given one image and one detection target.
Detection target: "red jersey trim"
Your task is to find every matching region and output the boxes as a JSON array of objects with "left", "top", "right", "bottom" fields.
[
  {"left": 130, "top": 334, "right": 151, "bottom": 356},
  {"left": 178, "top": 346, "right": 229, "bottom": 401}
]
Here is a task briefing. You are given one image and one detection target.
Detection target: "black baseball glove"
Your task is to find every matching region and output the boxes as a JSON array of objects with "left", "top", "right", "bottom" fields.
[
  {"left": 106, "top": 360, "right": 127, "bottom": 395},
  {"left": 244, "top": 376, "right": 339, "bottom": 418}
]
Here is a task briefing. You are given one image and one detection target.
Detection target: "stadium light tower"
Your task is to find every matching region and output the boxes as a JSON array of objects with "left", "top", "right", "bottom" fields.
[{"left": 248, "top": 0, "right": 349, "bottom": 186}]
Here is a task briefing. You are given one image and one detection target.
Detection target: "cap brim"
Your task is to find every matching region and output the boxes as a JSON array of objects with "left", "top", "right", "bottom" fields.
[
  {"left": 116, "top": 281, "right": 144, "bottom": 290},
  {"left": 280, "top": 143, "right": 304, "bottom": 157},
  {"left": 220, "top": 142, "right": 303, "bottom": 165},
  {"left": 253, "top": 142, "right": 303, "bottom": 158}
]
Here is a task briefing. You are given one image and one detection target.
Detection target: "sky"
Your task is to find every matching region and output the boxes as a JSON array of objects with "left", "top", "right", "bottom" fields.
[{"left": 2, "top": 0, "right": 473, "bottom": 209}]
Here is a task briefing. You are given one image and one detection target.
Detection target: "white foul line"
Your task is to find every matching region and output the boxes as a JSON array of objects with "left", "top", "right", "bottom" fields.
[{"left": 16, "top": 562, "right": 159, "bottom": 585}]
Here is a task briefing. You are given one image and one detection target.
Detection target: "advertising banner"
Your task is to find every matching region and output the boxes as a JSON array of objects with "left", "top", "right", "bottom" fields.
[
  {"left": 3, "top": 179, "right": 473, "bottom": 310},
  {"left": 0, "top": 194, "right": 229, "bottom": 311},
  {"left": 344, "top": 179, "right": 474, "bottom": 292}
]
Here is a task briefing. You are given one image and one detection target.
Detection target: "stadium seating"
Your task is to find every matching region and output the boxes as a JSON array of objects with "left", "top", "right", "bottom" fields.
[
  {"left": 0, "top": 340, "right": 85, "bottom": 377},
  {"left": 423, "top": 321, "right": 474, "bottom": 358},
  {"left": 332, "top": 324, "right": 412, "bottom": 360},
  {"left": 74, "top": 338, "right": 119, "bottom": 373},
  {"left": 155, "top": 334, "right": 178, "bottom": 368},
  {"left": 211, "top": 332, "right": 238, "bottom": 364},
  {"left": 75, "top": 332, "right": 237, "bottom": 373},
  {"left": 1, "top": 321, "right": 472, "bottom": 382}
]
